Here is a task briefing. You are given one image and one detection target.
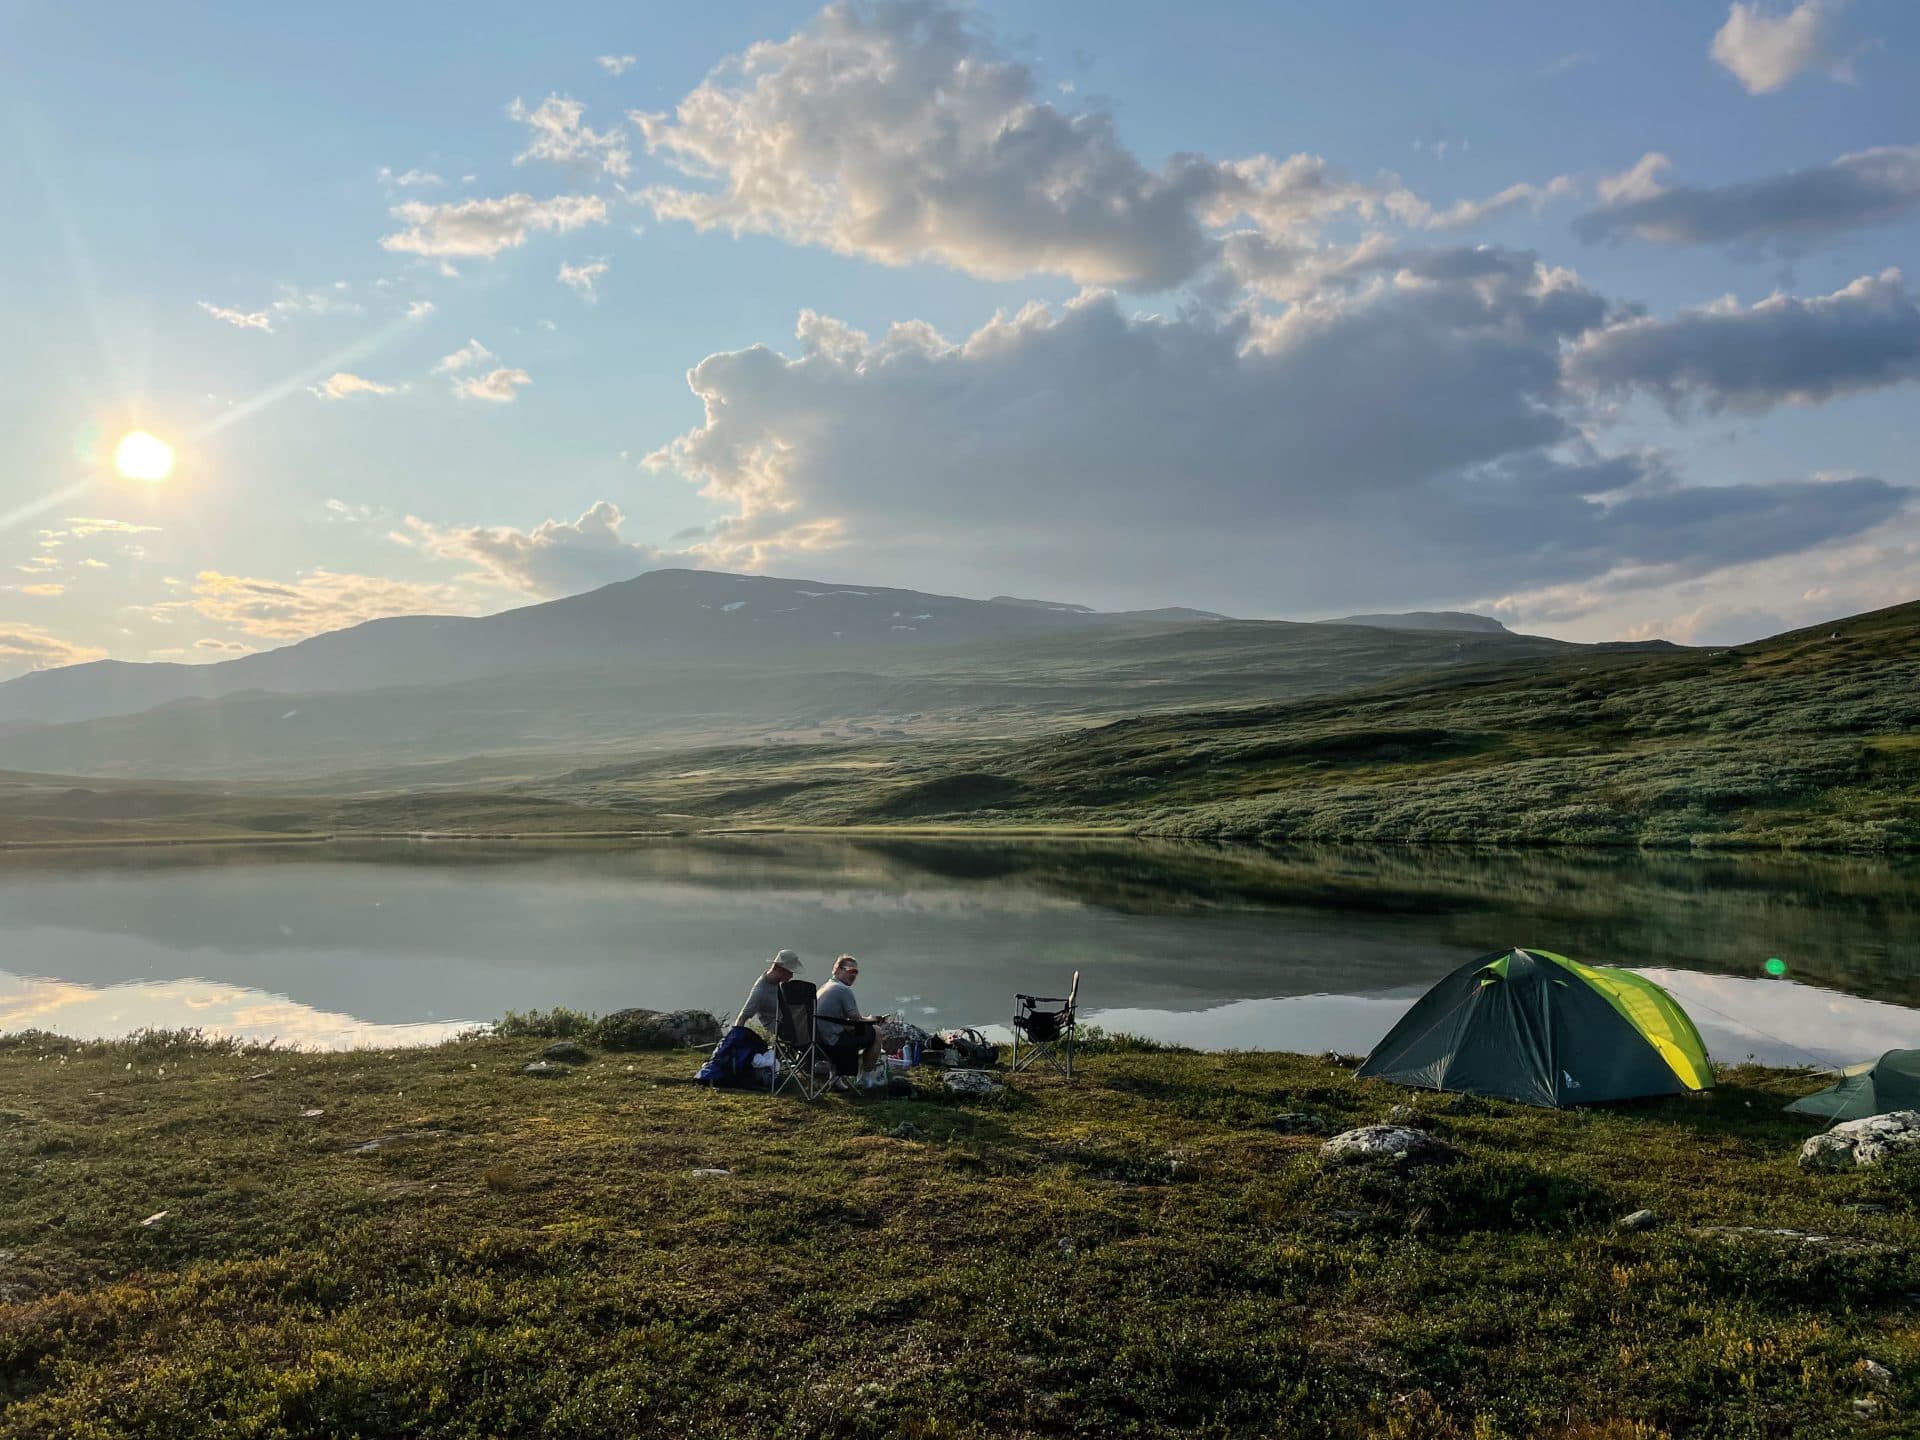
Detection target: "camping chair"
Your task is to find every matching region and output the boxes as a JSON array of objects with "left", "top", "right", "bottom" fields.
[
  {"left": 772, "top": 979, "right": 830, "bottom": 1100},
  {"left": 1011, "top": 971, "right": 1079, "bottom": 1079}
]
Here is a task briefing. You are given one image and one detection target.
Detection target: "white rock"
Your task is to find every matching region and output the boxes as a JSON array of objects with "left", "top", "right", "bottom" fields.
[
  {"left": 943, "top": 1069, "right": 1004, "bottom": 1098},
  {"left": 1319, "top": 1125, "right": 1457, "bottom": 1167},
  {"left": 689, "top": 1167, "right": 731, "bottom": 1180},
  {"left": 1798, "top": 1109, "right": 1920, "bottom": 1171},
  {"left": 1857, "top": 1358, "right": 1894, "bottom": 1392}
]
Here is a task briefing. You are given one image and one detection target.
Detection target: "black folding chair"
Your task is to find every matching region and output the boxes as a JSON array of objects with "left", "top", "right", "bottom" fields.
[
  {"left": 772, "top": 979, "right": 830, "bottom": 1100},
  {"left": 1011, "top": 970, "right": 1079, "bottom": 1079}
]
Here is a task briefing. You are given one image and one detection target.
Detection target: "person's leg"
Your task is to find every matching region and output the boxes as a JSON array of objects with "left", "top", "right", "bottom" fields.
[{"left": 860, "top": 1026, "right": 884, "bottom": 1072}]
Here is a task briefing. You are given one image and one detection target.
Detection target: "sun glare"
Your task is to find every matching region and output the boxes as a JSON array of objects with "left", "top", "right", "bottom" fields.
[{"left": 114, "top": 431, "right": 175, "bottom": 482}]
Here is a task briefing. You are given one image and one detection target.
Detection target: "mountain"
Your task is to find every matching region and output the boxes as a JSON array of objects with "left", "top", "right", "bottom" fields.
[
  {"left": 0, "top": 570, "right": 1224, "bottom": 731},
  {"left": 1322, "top": 611, "right": 1512, "bottom": 635}
]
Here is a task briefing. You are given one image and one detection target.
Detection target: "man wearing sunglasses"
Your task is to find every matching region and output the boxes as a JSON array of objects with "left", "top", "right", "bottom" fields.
[{"left": 814, "top": 953, "right": 892, "bottom": 1092}]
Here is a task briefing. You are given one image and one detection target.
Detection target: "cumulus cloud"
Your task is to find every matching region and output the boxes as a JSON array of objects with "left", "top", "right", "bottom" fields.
[
  {"left": 434, "top": 338, "right": 495, "bottom": 374},
  {"left": 310, "top": 371, "right": 399, "bottom": 401},
  {"left": 454, "top": 368, "right": 533, "bottom": 404},
  {"left": 1392, "top": 175, "right": 1577, "bottom": 231},
  {"left": 510, "top": 95, "right": 632, "bottom": 179},
  {"left": 190, "top": 569, "right": 478, "bottom": 640},
  {"left": 558, "top": 258, "right": 609, "bottom": 300},
  {"left": 644, "top": 254, "right": 1904, "bottom": 611},
  {"left": 598, "top": 54, "right": 637, "bottom": 76},
  {"left": 1710, "top": 1, "right": 1849, "bottom": 94},
  {"left": 0, "top": 623, "right": 105, "bottom": 678},
  {"left": 380, "top": 192, "right": 607, "bottom": 258},
  {"left": 1566, "top": 269, "right": 1920, "bottom": 413},
  {"left": 635, "top": 0, "right": 1395, "bottom": 290},
  {"left": 198, "top": 301, "right": 273, "bottom": 331},
  {"left": 1574, "top": 147, "right": 1920, "bottom": 256},
  {"left": 399, "top": 501, "right": 695, "bottom": 595}
]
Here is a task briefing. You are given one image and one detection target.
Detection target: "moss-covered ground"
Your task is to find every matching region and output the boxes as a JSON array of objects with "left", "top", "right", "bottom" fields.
[{"left": 4, "top": 1030, "right": 1919, "bottom": 1438}]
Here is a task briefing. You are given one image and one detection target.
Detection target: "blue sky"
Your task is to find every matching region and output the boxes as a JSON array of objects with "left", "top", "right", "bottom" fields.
[{"left": 2, "top": 0, "right": 1917, "bottom": 676}]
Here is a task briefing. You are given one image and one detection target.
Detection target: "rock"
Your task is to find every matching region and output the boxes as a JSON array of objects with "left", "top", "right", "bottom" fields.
[
  {"left": 299, "top": 1108, "right": 325, "bottom": 1119},
  {"left": 1386, "top": 1104, "right": 1420, "bottom": 1126},
  {"left": 347, "top": 1131, "right": 439, "bottom": 1155},
  {"left": 1056, "top": 1236, "right": 1078, "bottom": 1258},
  {"left": 522, "top": 1061, "right": 568, "bottom": 1078},
  {"left": 541, "top": 1041, "right": 590, "bottom": 1064},
  {"left": 944, "top": 1069, "right": 1004, "bottom": 1098},
  {"left": 890, "top": 1121, "right": 927, "bottom": 1141},
  {"left": 1441, "top": 1093, "right": 1483, "bottom": 1115},
  {"left": 1270, "top": 1112, "right": 1329, "bottom": 1134},
  {"left": 689, "top": 1167, "right": 731, "bottom": 1180},
  {"left": 594, "top": 1008, "right": 722, "bottom": 1052},
  {"left": 245, "top": 1070, "right": 275, "bottom": 1082},
  {"left": 1857, "top": 1359, "right": 1894, "bottom": 1393},
  {"left": 139, "top": 1210, "right": 169, "bottom": 1227},
  {"left": 1798, "top": 1109, "right": 1920, "bottom": 1171},
  {"left": 1617, "top": 1208, "right": 1660, "bottom": 1233},
  {"left": 1319, "top": 1125, "right": 1460, "bottom": 1168},
  {"left": 1855, "top": 1397, "right": 1881, "bottom": 1418},
  {"left": 1687, "top": 1225, "right": 1896, "bottom": 1256}
]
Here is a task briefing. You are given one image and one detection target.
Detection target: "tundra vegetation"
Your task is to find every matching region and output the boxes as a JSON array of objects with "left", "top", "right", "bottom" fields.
[{"left": 3, "top": 1029, "right": 1918, "bottom": 1437}]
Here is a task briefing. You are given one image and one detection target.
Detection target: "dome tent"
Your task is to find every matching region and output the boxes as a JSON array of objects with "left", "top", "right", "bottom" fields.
[
  {"left": 1785, "top": 1049, "right": 1920, "bottom": 1121},
  {"left": 1356, "top": 947, "right": 1714, "bottom": 1108}
]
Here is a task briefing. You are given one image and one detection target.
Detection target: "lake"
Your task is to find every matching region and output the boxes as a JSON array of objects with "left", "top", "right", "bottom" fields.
[{"left": 3, "top": 837, "right": 1917, "bottom": 1068}]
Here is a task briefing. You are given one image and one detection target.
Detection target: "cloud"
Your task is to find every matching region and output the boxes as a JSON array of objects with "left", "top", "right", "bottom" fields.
[
  {"left": 1393, "top": 175, "right": 1577, "bottom": 231},
  {"left": 190, "top": 569, "right": 479, "bottom": 640},
  {"left": 558, "top": 258, "right": 609, "bottom": 300},
  {"left": 635, "top": 0, "right": 1395, "bottom": 290},
  {"left": 407, "top": 299, "right": 436, "bottom": 320},
  {"left": 18, "top": 583, "right": 65, "bottom": 596},
  {"left": 644, "top": 254, "right": 1903, "bottom": 611},
  {"left": 1574, "top": 146, "right": 1920, "bottom": 256},
  {"left": 399, "top": 501, "right": 695, "bottom": 595},
  {"left": 510, "top": 95, "right": 632, "bottom": 179},
  {"left": 1566, "top": 269, "right": 1920, "bottom": 413},
  {"left": 380, "top": 192, "right": 608, "bottom": 258},
  {"left": 198, "top": 301, "right": 273, "bottom": 331},
  {"left": 193, "top": 637, "right": 253, "bottom": 653},
  {"left": 378, "top": 166, "right": 445, "bottom": 188},
  {"left": 309, "top": 371, "right": 399, "bottom": 400},
  {"left": 434, "top": 339, "right": 495, "bottom": 373},
  {"left": 1710, "top": 1, "right": 1848, "bottom": 94},
  {"left": 454, "top": 368, "right": 532, "bottom": 404},
  {"left": 598, "top": 54, "right": 637, "bottom": 76},
  {"left": 64, "top": 517, "right": 160, "bottom": 538},
  {"left": 0, "top": 623, "right": 104, "bottom": 677}
]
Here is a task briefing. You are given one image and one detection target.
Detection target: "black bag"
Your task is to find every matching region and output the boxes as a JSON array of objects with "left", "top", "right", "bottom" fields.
[{"left": 945, "top": 1027, "right": 1000, "bottom": 1067}]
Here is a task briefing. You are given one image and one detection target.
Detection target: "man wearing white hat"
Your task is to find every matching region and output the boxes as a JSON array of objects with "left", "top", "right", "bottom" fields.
[{"left": 696, "top": 949, "right": 802, "bottom": 1086}]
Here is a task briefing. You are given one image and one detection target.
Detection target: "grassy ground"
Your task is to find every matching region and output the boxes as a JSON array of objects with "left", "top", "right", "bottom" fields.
[{"left": 4, "top": 1031, "right": 1918, "bottom": 1437}]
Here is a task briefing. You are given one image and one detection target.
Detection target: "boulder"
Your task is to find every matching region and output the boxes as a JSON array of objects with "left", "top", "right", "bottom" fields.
[
  {"left": 522, "top": 1061, "right": 568, "bottom": 1079},
  {"left": 688, "top": 1167, "right": 731, "bottom": 1180},
  {"left": 1319, "top": 1125, "right": 1459, "bottom": 1168},
  {"left": 1617, "top": 1208, "right": 1661, "bottom": 1233},
  {"left": 890, "top": 1121, "right": 927, "bottom": 1141},
  {"left": 1270, "top": 1112, "right": 1329, "bottom": 1135},
  {"left": 1857, "top": 1359, "right": 1894, "bottom": 1394},
  {"left": 541, "top": 1041, "right": 590, "bottom": 1064},
  {"left": 1798, "top": 1109, "right": 1920, "bottom": 1172},
  {"left": 944, "top": 1069, "right": 1004, "bottom": 1099},
  {"left": 1386, "top": 1104, "right": 1421, "bottom": 1126},
  {"left": 594, "top": 1008, "right": 722, "bottom": 1051}
]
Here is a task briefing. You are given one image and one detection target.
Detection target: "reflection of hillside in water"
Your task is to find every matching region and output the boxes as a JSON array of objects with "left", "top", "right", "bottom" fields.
[{"left": 2, "top": 839, "right": 1916, "bottom": 1045}]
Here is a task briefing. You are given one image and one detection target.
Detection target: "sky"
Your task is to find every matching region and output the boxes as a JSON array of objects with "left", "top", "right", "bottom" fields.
[{"left": 1, "top": 0, "right": 1917, "bottom": 678}]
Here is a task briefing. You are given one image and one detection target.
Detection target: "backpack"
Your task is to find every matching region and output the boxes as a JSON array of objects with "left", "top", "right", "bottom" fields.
[{"left": 942, "top": 1027, "right": 1000, "bottom": 1068}]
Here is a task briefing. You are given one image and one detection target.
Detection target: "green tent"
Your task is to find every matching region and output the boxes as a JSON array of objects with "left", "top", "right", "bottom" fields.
[
  {"left": 1356, "top": 947, "right": 1714, "bottom": 1108},
  {"left": 1785, "top": 1050, "right": 1920, "bottom": 1121}
]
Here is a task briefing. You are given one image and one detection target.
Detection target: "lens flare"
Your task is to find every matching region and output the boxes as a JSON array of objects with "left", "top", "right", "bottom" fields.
[
  {"left": 1764, "top": 957, "right": 1788, "bottom": 977},
  {"left": 114, "top": 431, "right": 174, "bottom": 482}
]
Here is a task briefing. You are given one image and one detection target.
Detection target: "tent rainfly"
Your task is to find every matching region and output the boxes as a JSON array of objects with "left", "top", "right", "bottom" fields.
[
  {"left": 1356, "top": 947, "right": 1714, "bottom": 1108},
  {"left": 1785, "top": 1049, "right": 1920, "bottom": 1121}
]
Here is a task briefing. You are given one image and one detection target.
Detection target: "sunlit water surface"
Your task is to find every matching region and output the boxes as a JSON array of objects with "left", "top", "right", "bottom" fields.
[{"left": 3, "top": 838, "right": 1916, "bottom": 1069}]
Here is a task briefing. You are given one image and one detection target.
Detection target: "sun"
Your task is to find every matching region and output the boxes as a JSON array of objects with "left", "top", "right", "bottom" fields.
[{"left": 114, "top": 431, "right": 175, "bottom": 482}]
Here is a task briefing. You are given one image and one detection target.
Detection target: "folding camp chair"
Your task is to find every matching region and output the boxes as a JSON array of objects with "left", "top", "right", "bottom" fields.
[
  {"left": 772, "top": 978, "right": 831, "bottom": 1100},
  {"left": 1011, "top": 971, "right": 1079, "bottom": 1079}
]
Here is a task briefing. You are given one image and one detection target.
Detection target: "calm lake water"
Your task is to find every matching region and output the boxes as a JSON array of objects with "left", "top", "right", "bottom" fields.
[{"left": 3, "top": 837, "right": 1917, "bottom": 1068}]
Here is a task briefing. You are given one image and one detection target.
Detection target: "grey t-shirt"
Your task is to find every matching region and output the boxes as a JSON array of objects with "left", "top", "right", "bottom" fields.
[
  {"left": 814, "top": 978, "right": 863, "bottom": 1046},
  {"left": 734, "top": 974, "right": 782, "bottom": 1031}
]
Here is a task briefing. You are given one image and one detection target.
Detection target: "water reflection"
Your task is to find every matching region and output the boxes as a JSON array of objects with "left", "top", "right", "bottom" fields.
[{"left": 1, "top": 837, "right": 1915, "bottom": 1059}]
